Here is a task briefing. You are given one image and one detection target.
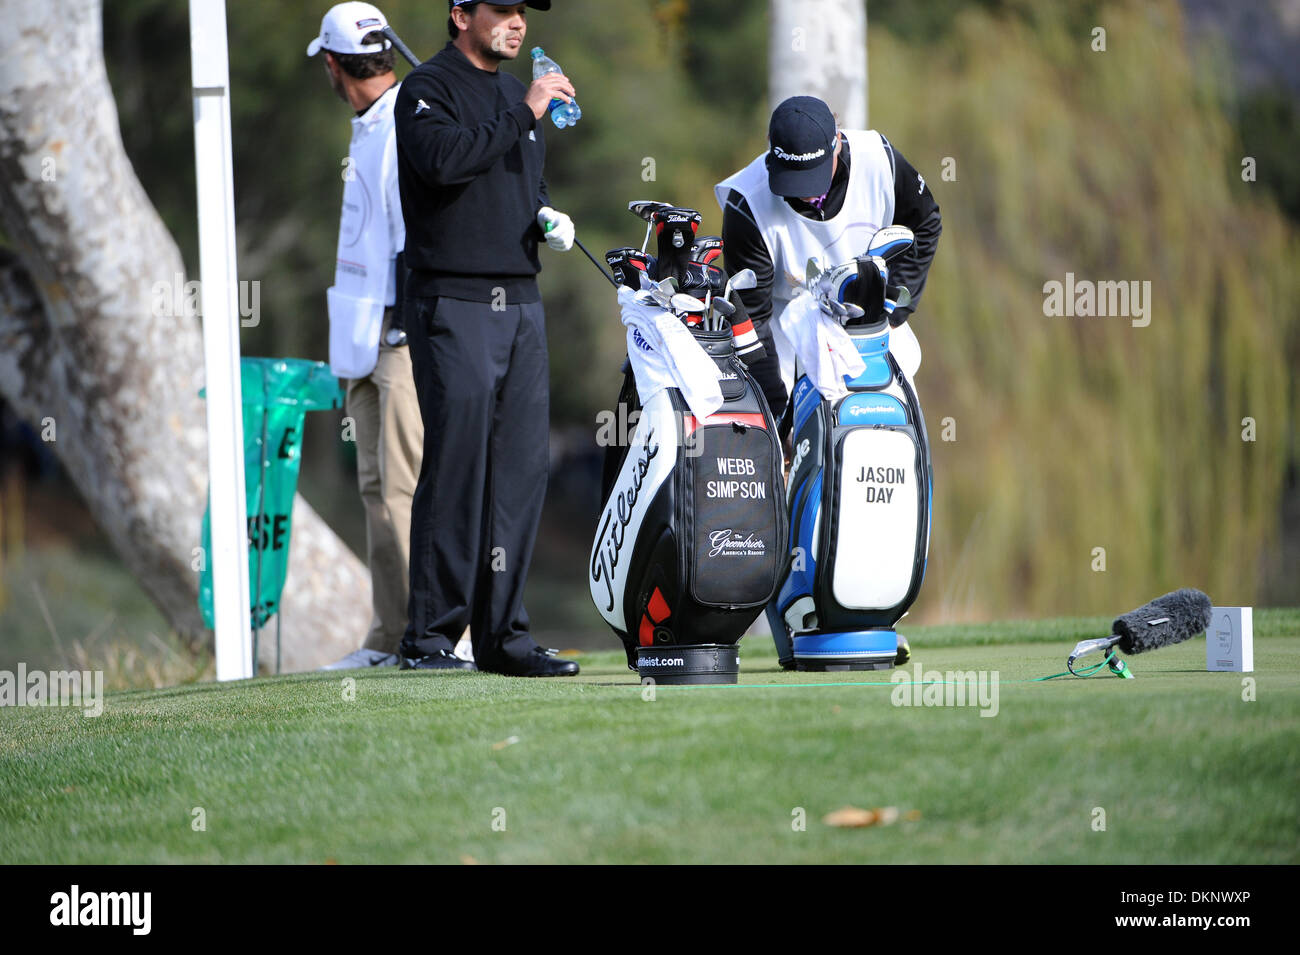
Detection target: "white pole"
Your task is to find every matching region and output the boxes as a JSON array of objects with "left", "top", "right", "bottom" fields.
[
  {"left": 769, "top": 0, "right": 867, "bottom": 128},
  {"left": 189, "top": 0, "right": 253, "bottom": 681}
]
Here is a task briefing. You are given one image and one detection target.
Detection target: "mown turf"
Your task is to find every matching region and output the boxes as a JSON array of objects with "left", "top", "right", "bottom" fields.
[{"left": 1, "top": 613, "right": 1297, "bottom": 864}]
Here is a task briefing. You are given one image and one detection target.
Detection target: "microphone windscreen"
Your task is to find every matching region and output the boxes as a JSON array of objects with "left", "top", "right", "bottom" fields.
[{"left": 1113, "top": 589, "right": 1212, "bottom": 655}]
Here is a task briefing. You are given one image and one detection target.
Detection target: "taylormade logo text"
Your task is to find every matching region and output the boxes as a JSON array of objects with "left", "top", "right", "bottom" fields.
[
  {"left": 50, "top": 886, "right": 151, "bottom": 935},
  {"left": 772, "top": 145, "right": 826, "bottom": 163},
  {"left": 0, "top": 665, "right": 103, "bottom": 717}
]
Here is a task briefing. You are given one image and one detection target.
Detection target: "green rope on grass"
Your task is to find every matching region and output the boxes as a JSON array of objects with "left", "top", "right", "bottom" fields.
[{"left": 635, "top": 651, "right": 1135, "bottom": 689}]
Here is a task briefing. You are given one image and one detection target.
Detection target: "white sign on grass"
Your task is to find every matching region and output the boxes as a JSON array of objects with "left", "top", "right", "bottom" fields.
[{"left": 1207, "top": 606, "right": 1253, "bottom": 673}]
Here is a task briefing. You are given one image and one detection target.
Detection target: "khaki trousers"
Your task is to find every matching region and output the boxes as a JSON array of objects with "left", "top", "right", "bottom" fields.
[{"left": 344, "top": 315, "right": 423, "bottom": 654}]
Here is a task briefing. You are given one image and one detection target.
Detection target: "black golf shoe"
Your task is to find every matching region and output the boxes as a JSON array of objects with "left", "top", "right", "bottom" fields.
[
  {"left": 484, "top": 647, "right": 579, "bottom": 678},
  {"left": 400, "top": 649, "right": 477, "bottom": 671}
]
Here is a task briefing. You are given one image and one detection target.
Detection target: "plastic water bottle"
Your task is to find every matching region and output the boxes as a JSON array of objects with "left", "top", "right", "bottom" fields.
[{"left": 531, "top": 47, "right": 581, "bottom": 129}]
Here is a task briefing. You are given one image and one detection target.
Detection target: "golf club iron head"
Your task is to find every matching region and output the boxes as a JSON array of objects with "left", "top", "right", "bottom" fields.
[
  {"left": 804, "top": 257, "right": 824, "bottom": 289},
  {"left": 724, "top": 268, "right": 757, "bottom": 298},
  {"left": 648, "top": 279, "right": 675, "bottom": 310},
  {"left": 671, "top": 293, "right": 707, "bottom": 326},
  {"left": 708, "top": 295, "right": 736, "bottom": 330}
]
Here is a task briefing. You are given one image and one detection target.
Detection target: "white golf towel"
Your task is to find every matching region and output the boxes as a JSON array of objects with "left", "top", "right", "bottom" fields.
[
  {"left": 618, "top": 286, "right": 724, "bottom": 421},
  {"left": 778, "top": 289, "right": 868, "bottom": 401}
]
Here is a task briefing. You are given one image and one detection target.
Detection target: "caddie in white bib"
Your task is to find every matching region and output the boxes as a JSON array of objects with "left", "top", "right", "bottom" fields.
[{"left": 716, "top": 95, "right": 942, "bottom": 419}]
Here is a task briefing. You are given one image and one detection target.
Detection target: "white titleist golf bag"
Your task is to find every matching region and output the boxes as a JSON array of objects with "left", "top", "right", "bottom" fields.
[
  {"left": 772, "top": 227, "right": 933, "bottom": 670},
  {"left": 590, "top": 203, "right": 788, "bottom": 683}
]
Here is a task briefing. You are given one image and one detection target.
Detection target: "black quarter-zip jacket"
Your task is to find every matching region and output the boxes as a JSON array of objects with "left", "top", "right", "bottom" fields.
[{"left": 395, "top": 42, "right": 551, "bottom": 303}]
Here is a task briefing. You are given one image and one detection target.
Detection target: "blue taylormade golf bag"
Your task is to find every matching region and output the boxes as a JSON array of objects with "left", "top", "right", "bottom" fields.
[{"left": 771, "top": 228, "right": 933, "bottom": 670}]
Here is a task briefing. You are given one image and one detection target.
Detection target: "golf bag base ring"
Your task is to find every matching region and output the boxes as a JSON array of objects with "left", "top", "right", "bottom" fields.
[
  {"left": 637, "top": 643, "right": 740, "bottom": 685},
  {"left": 792, "top": 629, "right": 899, "bottom": 671}
]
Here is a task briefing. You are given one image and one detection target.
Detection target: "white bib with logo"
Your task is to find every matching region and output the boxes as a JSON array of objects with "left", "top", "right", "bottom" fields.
[
  {"left": 715, "top": 129, "right": 920, "bottom": 387},
  {"left": 327, "top": 84, "right": 405, "bottom": 380}
]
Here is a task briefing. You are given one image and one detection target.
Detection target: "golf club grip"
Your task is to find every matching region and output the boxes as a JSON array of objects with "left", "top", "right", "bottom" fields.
[{"left": 381, "top": 26, "right": 420, "bottom": 67}]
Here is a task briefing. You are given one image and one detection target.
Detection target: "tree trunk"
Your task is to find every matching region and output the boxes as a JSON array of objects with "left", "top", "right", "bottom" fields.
[
  {"left": 0, "top": 0, "right": 368, "bottom": 672},
  {"left": 769, "top": 0, "right": 868, "bottom": 128}
]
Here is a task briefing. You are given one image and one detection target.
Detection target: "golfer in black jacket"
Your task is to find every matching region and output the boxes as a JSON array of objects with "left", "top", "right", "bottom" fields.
[{"left": 394, "top": 0, "right": 578, "bottom": 677}]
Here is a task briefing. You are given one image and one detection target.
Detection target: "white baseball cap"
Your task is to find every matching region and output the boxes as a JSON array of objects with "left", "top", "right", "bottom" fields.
[{"left": 306, "top": 2, "right": 391, "bottom": 57}]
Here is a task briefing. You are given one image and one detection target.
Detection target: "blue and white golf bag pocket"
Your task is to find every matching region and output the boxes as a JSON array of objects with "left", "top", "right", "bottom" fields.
[
  {"left": 778, "top": 319, "right": 932, "bottom": 637},
  {"left": 591, "top": 329, "right": 787, "bottom": 668}
]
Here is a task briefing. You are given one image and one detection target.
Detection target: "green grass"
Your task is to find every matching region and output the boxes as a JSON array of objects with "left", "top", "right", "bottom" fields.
[{"left": 2, "top": 612, "right": 1297, "bottom": 864}]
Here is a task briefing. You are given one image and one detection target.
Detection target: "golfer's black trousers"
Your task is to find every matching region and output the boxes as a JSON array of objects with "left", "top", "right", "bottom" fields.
[{"left": 402, "top": 295, "right": 549, "bottom": 668}]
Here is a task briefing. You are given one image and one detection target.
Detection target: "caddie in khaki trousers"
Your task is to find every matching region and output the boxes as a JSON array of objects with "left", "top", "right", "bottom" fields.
[{"left": 343, "top": 308, "right": 423, "bottom": 660}]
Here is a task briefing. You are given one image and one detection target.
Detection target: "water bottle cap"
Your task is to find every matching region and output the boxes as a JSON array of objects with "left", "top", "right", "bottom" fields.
[{"left": 531, "top": 47, "right": 544, "bottom": 58}]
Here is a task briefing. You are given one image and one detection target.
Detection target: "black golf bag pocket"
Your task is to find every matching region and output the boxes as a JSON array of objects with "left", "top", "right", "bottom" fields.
[
  {"left": 686, "top": 416, "right": 784, "bottom": 608},
  {"left": 591, "top": 330, "right": 787, "bottom": 667}
]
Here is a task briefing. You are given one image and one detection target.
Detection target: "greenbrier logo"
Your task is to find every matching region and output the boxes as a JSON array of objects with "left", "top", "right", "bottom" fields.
[
  {"left": 0, "top": 665, "right": 103, "bottom": 717},
  {"left": 890, "top": 663, "right": 1000, "bottom": 717}
]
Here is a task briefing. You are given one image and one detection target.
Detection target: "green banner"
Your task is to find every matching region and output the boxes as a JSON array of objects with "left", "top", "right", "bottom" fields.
[{"left": 199, "top": 358, "right": 343, "bottom": 630}]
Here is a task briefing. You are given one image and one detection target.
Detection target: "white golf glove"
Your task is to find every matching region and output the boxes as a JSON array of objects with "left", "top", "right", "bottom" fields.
[{"left": 537, "top": 206, "right": 575, "bottom": 252}]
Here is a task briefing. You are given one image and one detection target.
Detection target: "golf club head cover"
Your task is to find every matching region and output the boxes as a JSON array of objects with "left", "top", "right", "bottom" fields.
[
  {"left": 677, "top": 261, "right": 724, "bottom": 298},
  {"left": 843, "top": 254, "right": 888, "bottom": 322},
  {"left": 1112, "top": 588, "right": 1213, "bottom": 655},
  {"left": 653, "top": 207, "right": 702, "bottom": 286},
  {"left": 692, "top": 235, "right": 724, "bottom": 267},
  {"left": 726, "top": 293, "right": 765, "bottom": 361},
  {"left": 606, "top": 247, "right": 652, "bottom": 290}
]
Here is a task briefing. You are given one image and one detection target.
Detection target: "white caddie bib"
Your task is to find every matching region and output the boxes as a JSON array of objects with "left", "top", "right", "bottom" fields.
[
  {"left": 715, "top": 129, "right": 921, "bottom": 388},
  {"left": 327, "top": 83, "right": 405, "bottom": 380}
]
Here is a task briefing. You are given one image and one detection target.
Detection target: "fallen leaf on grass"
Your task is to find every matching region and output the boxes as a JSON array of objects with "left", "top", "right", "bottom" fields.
[
  {"left": 823, "top": 806, "right": 912, "bottom": 828},
  {"left": 823, "top": 806, "right": 878, "bottom": 827},
  {"left": 461, "top": 855, "right": 480, "bottom": 865},
  {"left": 491, "top": 735, "right": 520, "bottom": 751}
]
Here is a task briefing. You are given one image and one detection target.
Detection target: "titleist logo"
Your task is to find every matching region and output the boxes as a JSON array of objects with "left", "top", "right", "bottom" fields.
[{"left": 591, "top": 427, "right": 660, "bottom": 611}]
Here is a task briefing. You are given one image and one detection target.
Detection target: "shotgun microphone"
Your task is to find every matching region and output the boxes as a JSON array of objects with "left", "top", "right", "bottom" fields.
[{"left": 1068, "top": 588, "right": 1213, "bottom": 674}]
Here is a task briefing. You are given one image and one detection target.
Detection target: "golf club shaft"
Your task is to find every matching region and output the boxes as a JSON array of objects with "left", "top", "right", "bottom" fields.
[
  {"left": 381, "top": 26, "right": 420, "bottom": 67},
  {"left": 575, "top": 236, "right": 619, "bottom": 288}
]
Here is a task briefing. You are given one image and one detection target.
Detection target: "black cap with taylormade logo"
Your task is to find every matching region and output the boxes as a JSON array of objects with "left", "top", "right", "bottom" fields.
[
  {"left": 449, "top": 1, "right": 552, "bottom": 10},
  {"left": 765, "top": 96, "right": 837, "bottom": 198}
]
